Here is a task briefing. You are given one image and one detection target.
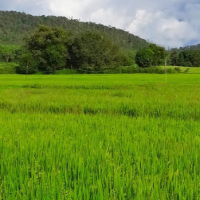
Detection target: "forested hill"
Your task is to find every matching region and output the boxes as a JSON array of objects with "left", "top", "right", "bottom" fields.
[
  {"left": 179, "top": 44, "right": 200, "bottom": 51},
  {"left": 172, "top": 44, "right": 200, "bottom": 51},
  {"left": 0, "top": 11, "right": 148, "bottom": 49}
]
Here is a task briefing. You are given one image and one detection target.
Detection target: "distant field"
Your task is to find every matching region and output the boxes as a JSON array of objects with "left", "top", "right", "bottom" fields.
[
  {"left": 1, "top": 74, "right": 200, "bottom": 199},
  {"left": 160, "top": 65, "right": 200, "bottom": 73}
]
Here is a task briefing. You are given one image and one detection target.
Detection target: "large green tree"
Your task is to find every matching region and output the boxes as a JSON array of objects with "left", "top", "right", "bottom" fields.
[
  {"left": 135, "top": 48, "right": 154, "bottom": 68},
  {"left": 25, "top": 25, "right": 71, "bottom": 73},
  {"left": 0, "top": 45, "right": 20, "bottom": 62},
  {"left": 148, "top": 44, "right": 166, "bottom": 66},
  {"left": 16, "top": 49, "right": 38, "bottom": 74},
  {"left": 66, "top": 31, "right": 130, "bottom": 71},
  {"left": 135, "top": 44, "right": 167, "bottom": 68}
]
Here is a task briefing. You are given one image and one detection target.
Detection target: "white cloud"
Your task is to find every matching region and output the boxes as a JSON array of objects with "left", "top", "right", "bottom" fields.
[
  {"left": 1, "top": 0, "right": 200, "bottom": 47},
  {"left": 127, "top": 9, "right": 198, "bottom": 47}
]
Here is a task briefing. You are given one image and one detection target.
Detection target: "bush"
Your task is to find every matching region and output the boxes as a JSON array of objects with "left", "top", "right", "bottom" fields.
[
  {"left": 136, "top": 66, "right": 176, "bottom": 74},
  {"left": 0, "top": 62, "right": 18, "bottom": 74},
  {"left": 15, "top": 64, "right": 38, "bottom": 74},
  {"left": 135, "top": 48, "right": 154, "bottom": 68}
]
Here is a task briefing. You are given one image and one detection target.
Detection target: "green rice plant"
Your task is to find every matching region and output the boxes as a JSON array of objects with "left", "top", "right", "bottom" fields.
[{"left": 0, "top": 74, "right": 200, "bottom": 199}]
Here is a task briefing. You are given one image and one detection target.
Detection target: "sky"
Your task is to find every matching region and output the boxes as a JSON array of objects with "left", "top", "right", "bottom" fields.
[{"left": 1, "top": 0, "right": 200, "bottom": 48}]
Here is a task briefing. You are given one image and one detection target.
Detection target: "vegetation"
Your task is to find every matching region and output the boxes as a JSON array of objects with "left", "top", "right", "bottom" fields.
[
  {"left": 1, "top": 11, "right": 200, "bottom": 74},
  {"left": 1, "top": 74, "right": 200, "bottom": 199},
  {"left": 135, "top": 44, "right": 167, "bottom": 68},
  {"left": 67, "top": 31, "right": 130, "bottom": 71},
  {"left": 170, "top": 49, "right": 200, "bottom": 67},
  {"left": 12, "top": 25, "right": 131, "bottom": 74},
  {"left": 0, "top": 45, "right": 20, "bottom": 62},
  {"left": 178, "top": 43, "right": 200, "bottom": 51},
  {"left": 0, "top": 11, "right": 148, "bottom": 50},
  {"left": 1, "top": 8, "right": 200, "bottom": 200},
  {"left": 135, "top": 44, "right": 200, "bottom": 68},
  {"left": 24, "top": 25, "right": 71, "bottom": 74},
  {"left": 0, "top": 62, "right": 18, "bottom": 74},
  {"left": 0, "top": 11, "right": 149, "bottom": 74}
]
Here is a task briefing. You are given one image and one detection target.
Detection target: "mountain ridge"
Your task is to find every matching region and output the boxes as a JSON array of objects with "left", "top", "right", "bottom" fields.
[{"left": 0, "top": 10, "right": 148, "bottom": 50}]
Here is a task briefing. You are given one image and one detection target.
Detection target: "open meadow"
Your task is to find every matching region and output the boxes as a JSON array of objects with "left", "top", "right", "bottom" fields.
[{"left": 1, "top": 74, "right": 200, "bottom": 199}]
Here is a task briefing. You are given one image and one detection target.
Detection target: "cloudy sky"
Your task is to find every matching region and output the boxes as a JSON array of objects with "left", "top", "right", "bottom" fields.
[{"left": 1, "top": 0, "right": 200, "bottom": 48}]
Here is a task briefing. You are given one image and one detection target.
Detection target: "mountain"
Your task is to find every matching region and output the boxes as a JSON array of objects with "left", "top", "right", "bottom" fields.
[
  {"left": 179, "top": 44, "right": 200, "bottom": 51},
  {"left": 171, "top": 44, "right": 200, "bottom": 52},
  {"left": 0, "top": 11, "right": 148, "bottom": 50}
]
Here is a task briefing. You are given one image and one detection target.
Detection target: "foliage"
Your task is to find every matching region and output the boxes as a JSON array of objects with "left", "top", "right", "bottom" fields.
[
  {"left": 149, "top": 44, "right": 167, "bottom": 66},
  {"left": 16, "top": 49, "right": 38, "bottom": 74},
  {"left": 0, "top": 11, "right": 148, "bottom": 50},
  {"left": 55, "top": 69, "right": 78, "bottom": 74},
  {"left": 135, "top": 47, "right": 154, "bottom": 68},
  {"left": 0, "top": 45, "right": 20, "bottom": 62},
  {"left": 67, "top": 31, "right": 131, "bottom": 70},
  {"left": 170, "top": 50, "right": 179, "bottom": 66},
  {"left": 24, "top": 25, "right": 71, "bottom": 73},
  {"left": 177, "top": 43, "right": 200, "bottom": 51},
  {"left": 1, "top": 74, "right": 200, "bottom": 198},
  {"left": 135, "top": 44, "right": 167, "bottom": 68},
  {"left": 0, "top": 62, "right": 18, "bottom": 74},
  {"left": 169, "top": 49, "right": 200, "bottom": 67},
  {"left": 178, "top": 50, "right": 200, "bottom": 67}
]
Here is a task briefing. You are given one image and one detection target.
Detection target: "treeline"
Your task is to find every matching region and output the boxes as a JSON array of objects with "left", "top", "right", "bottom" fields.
[
  {"left": 168, "top": 43, "right": 200, "bottom": 67},
  {"left": 1, "top": 25, "right": 133, "bottom": 74},
  {"left": 177, "top": 44, "right": 200, "bottom": 51},
  {"left": 2, "top": 24, "right": 200, "bottom": 75},
  {"left": 0, "top": 11, "right": 148, "bottom": 50},
  {"left": 135, "top": 45, "right": 200, "bottom": 68},
  {"left": 170, "top": 49, "right": 200, "bottom": 67},
  {"left": 1, "top": 10, "right": 200, "bottom": 74}
]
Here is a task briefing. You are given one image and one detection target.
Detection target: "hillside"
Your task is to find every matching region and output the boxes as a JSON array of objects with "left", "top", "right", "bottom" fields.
[
  {"left": 0, "top": 11, "right": 148, "bottom": 50},
  {"left": 179, "top": 44, "right": 200, "bottom": 51},
  {"left": 171, "top": 44, "right": 200, "bottom": 51}
]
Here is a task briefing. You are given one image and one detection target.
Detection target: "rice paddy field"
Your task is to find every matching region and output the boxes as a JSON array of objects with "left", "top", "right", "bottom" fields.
[{"left": 1, "top": 74, "right": 200, "bottom": 199}]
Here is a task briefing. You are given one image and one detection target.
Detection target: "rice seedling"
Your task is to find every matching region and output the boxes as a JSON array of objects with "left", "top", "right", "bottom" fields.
[{"left": 1, "top": 74, "right": 200, "bottom": 199}]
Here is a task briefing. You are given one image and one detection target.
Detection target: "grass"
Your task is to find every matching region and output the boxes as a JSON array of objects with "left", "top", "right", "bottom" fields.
[
  {"left": 160, "top": 66, "right": 200, "bottom": 74},
  {"left": 1, "top": 74, "right": 200, "bottom": 199}
]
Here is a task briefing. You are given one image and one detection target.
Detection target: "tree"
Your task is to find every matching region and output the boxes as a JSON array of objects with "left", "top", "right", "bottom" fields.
[
  {"left": 135, "top": 44, "right": 167, "bottom": 68},
  {"left": 148, "top": 44, "right": 166, "bottom": 66},
  {"left": 178, "top": 50, "right": 200, "bottom": 67},
  {"left": 25, "top": 25, "right": 71, "bottom": 73},
  {"left": 0, "top": 11, "right": 148, "bottom": 50},
  {"left": 170, "top": 50, "right": 179, "bottom": 66},
  {"left": 16, "top": 49, "right": 38, "bottom": 74},
  {"left": 67, "top": 31, "right": 130, "bottom": 71},
  {"left": 0, "top": 45, "right": 20, "bottom": 62},
  {"left": 135, "top": 47, "right": 154, "bottom": 68}
]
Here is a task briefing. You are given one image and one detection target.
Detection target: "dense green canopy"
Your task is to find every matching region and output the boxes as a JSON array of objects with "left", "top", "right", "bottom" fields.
[
  {"left": 0, "top": 11, "right": 148, "bottom": 50},
  {"left": 67, "top": 31, "right": 131, "bottom": 71}
]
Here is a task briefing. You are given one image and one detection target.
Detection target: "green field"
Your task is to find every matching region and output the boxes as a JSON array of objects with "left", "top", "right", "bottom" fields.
[
  {"left": 1, "top": 74, "right": 200, "bottom": 199},
  {"left": 160, "top": 66, "right": 200, "bottom": 74}
]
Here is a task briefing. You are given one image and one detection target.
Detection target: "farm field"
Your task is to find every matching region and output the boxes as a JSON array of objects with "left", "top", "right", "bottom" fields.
[
  {"left": 160, "top": 66, "right": 200, "bottom": 74},
  {"left": 1, "top": 74, "right": 200, "bottom": 199}
]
